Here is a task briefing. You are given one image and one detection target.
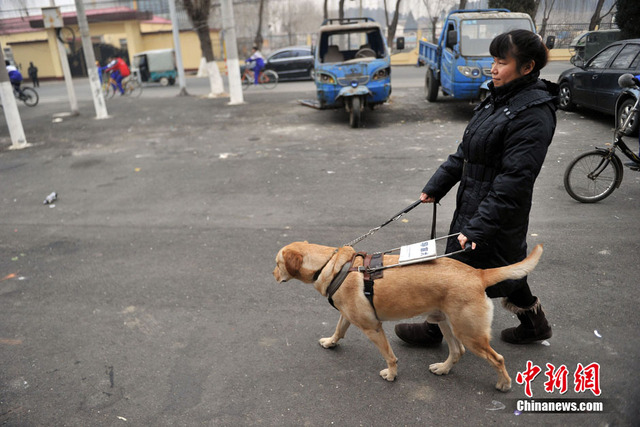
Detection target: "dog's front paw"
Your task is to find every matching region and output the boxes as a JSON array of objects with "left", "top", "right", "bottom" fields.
[
  {"left": 380, "top": 368, "right": 396, "bottom": 381},
  {"left": 429, "top": 362, "right": 451, "bottom": 376},
  {"left": 495, "top": 378, "right": 512, "bottom": 392},
  {"left": 319, "top": 337, "right": 337, "bottom": 348}
]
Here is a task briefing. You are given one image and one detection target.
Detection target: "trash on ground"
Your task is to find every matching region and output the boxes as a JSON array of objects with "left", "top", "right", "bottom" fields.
[
  {"left": 486, "top": 400, "right": 506, "bottom": 411},
  {"left": 43, "top": 192, "right": 57, "bottom": 204},
  {"left": 594, "top": 330, "right": 602, "bottom": 338}
]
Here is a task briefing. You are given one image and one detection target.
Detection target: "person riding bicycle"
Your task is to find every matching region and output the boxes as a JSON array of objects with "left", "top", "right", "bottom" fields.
[
  {"left": 105, "top": 56, "right": 131, "bottom": 95},
  {"left": 245, "top": 46, "right": 265, "bottom": 85},
  {"left": 5, "top": 60, "right": 24, "bottom": 97}
]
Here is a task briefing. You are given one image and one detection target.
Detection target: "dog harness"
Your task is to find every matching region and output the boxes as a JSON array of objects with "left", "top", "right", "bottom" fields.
[{"left": 323, "top": 252, "right": 383, "bottom": 317}]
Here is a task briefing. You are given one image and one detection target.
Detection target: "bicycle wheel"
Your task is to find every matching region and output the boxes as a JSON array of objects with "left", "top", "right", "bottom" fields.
[
  {"left": 241, "top": 72, "right": 252, "bottom": 90},
  {"left": 260, "top": 70, "right": 278, "bottom": 89},
  {"left": 125, "top": 80, "right": 142, "bottom": 98},
  {"left": 20, "top": 87, "right": 39, "bottom": 107},
  {"left": 563, "top": 150, "right": 620, "bottom": 203},
  {"left": 103, "top": 83, "right": 116, "bottom": 99}
]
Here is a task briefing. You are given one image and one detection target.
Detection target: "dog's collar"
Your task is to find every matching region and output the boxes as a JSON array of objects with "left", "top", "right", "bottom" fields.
[{"left": 312, "top": 249, "right": 338, "bottom": 282}]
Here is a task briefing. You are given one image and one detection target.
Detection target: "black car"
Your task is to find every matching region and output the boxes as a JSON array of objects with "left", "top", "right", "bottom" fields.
[
  {"left": 558, "top": 38, "right": 640, "bottom": 135},
  {"left": 264, "top": 46, "right": 314, "bottom": 81}
]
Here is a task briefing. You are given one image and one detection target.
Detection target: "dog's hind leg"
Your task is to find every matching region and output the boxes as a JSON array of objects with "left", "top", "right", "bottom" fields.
[
  {"left": 429, "top": 320, "right": 464, "bottom": 376},
  {"left": 319, "top": 314, "right": 351, "bottom": 349},
  {"left": 361, "top": 325, "right": 398, "bottom": 381},
  {"left": 458, "top": 334, "right": 511, "bottom": 392}
]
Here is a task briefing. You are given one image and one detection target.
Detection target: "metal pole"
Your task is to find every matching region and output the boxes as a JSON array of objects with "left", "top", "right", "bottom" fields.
[
  {"left": 74, "top": 0, "right": 108, "bottom": 119},
  {"left": 220, "top": 0, "right": 243, "bottom": 105},
  {"left": 168, "top": 0, "right": 188, "bottom": 96},
  {"left": 0, "top": 46, "right": 30, "bottom": 149}
]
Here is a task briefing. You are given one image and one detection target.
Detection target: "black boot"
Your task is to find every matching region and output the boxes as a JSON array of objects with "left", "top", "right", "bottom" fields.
[
  {"left": 501, "top": 297, "right": 552, "bottom": 344},
  {"left": 394, "top": 321, "right": 443, "bottom": 346}
]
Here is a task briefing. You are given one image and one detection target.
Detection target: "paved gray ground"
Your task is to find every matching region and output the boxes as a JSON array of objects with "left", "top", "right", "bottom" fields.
[{"left": 1, "top": 68, "right": 639, "bottom": 426}]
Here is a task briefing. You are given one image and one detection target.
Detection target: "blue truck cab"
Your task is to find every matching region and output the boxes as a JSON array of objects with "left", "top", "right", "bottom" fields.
[
  {"left": 419, "top": 9, "right": 536, "bottom": 102},
  {"left": 313, "top": 17, "right": 393, "bottom": 127}
]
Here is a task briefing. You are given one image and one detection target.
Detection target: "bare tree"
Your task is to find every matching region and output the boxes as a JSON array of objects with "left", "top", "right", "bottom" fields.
[
  {"left": 589, "top": 0, "right": 616, "bottom": 31},
  {"left": 339, "top": 0, "right": 345, "bottom": 20},
  {"left": 458, "top": 0, "right": 468, "bottom": 9},
  {"left": 531, "top": 0, "right": 541, "bottom": 26},
  {"left": 324, "top": 0, "right": 328, "bottom": 20},
  {"left": 181, "top": 0, "right": 223, "bottom": 96},
  {"left": 384, "top": 0, "right": 402, "bottom": 49},
  {"left": 423, "top": 0, "right": 447, "bottom": 43},
  {"left": 254, "top": 0, "right": 265, "bottom": 49},
  {"left": 181, "top": 0, "right": 214, "bottom": 62},
  {"left": 538, "top": 0, "right": 555, "bottom": 40}
]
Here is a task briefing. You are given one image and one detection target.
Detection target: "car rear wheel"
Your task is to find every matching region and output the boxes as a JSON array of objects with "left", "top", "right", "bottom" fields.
[
  {"left": 617, "top": 98, "right": 639, "bottom": 137},
  {"left": 558, "top": 82, "right": 576, "bottom": 111}
]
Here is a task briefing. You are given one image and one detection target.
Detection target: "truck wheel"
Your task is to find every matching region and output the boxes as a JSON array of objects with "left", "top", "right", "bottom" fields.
[
  {"left": 349, "top": 97, "right": 362, "bottom": 128},
  {"left": 425, "top": 67, "right": 439, "bottom": 102},
  {"left": 159, "top": 77, "right": 170, "bottom": 86}
]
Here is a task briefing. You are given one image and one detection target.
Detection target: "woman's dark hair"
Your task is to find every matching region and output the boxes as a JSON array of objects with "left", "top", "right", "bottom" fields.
[{"left": 489, "top": 29, "right": 548, "bottom": 73}]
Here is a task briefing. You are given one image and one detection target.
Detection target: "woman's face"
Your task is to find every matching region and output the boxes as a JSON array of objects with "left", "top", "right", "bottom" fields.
[{"left": 491, "top": 54, "right": 532, "bottom": 87}]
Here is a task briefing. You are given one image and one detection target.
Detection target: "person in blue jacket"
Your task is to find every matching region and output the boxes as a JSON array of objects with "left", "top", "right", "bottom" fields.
[
  {"left": 5, "top": 60, "right": 24, "bottom": 96},
  {"left": 246, "top": 46, "right": 265, "bottom": 85}
]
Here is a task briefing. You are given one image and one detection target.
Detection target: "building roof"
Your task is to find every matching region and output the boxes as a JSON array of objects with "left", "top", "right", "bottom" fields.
[{"left": 0, "top": 7, "right": 156, "bottom": 35}]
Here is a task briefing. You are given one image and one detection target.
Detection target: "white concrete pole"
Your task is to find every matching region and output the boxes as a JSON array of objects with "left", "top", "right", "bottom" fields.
[
  {"left": 47, "top": 2, "right": 78, "bottom": 115},
  {"left": 74, "top": 0, "right": 108, "bottom": 119},
  {"left": 0, "top": 47, "right": 30, "bottom": 149},
  {"left": 220, "top": 0, "right": 244, "bottom": 105},
  {"left": 56, "top": 36, "right": 79, "bottom": 115},
  {"left": 168, "top": 0, "right": 188, "bottom": 96}
]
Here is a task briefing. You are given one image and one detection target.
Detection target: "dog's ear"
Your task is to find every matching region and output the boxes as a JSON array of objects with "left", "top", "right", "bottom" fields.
[
  {"left": 283, "top": 249, "right": 303, "bottom": 276},
  {"left": 331, "top": 246, "right": 356, "bottom": 274}
]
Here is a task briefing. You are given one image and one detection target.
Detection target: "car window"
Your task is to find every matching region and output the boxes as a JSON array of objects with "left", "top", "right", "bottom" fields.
[
  {"left": 610, "top": 44, "right": 640, "bottom": 69},
  {"left": 588, "top": 45, "right": 621, "bottom": 69},
  {"left": 270, "top": 51, "right": 295, "bottom": 60},
  {"left": 295, "top": 49, "right": 311, "bottom": 57}
]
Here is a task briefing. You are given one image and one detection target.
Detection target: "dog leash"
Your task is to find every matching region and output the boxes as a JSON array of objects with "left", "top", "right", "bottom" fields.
[{"left": 345, "top": 199, "right": 437, "bottom": 247}]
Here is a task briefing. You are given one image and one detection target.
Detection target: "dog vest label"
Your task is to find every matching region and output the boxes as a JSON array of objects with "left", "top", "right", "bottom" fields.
[{"left": 398, "top": 239, "right": 437, "bottom": 264}]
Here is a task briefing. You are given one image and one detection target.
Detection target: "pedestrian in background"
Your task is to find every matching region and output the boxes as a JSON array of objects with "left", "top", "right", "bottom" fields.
[
  {"left": 395, "top": 30, "right": 558, "bottom": 347},
  {"left": 28, "top": 61, "right": 39, "bottom": 87}
]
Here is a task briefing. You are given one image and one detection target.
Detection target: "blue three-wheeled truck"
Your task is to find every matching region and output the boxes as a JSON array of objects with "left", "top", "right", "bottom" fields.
[{"left": 312, "top": 17, "right": 402, "bottom": 128}]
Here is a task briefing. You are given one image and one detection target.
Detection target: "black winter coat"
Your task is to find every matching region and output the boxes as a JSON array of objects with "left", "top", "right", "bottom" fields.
[{"left": 424, "top": 73, "right": 558, "bottom": 297}]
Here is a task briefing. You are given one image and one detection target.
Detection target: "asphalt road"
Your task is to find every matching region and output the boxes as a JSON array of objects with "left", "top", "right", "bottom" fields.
[{"left": 1, "top": 64, "right": 639, "bottom": 426}]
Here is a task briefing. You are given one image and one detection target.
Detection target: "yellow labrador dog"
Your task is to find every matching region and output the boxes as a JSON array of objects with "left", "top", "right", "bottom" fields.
[{"left": 273, "top": 241, "right": 543, "bottom": 391}]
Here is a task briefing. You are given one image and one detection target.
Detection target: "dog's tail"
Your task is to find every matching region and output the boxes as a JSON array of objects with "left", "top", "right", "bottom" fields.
[{"left": 480, "top": 244, "right": 543, "bottom": 289}]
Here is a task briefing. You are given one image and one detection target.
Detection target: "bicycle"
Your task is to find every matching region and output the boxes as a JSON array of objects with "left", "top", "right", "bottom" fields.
[
  {"left": 563, "top": 73, "right": 640, "bottom": 203},
  {"left": 241, "top": 67, "right": 278, "bottom": 90},
  {"left": 13, "top": 85, "right": 39, "bottom": 107},
  {"left": 102, "top": 73, "right": 142, "bottom": 99}
]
